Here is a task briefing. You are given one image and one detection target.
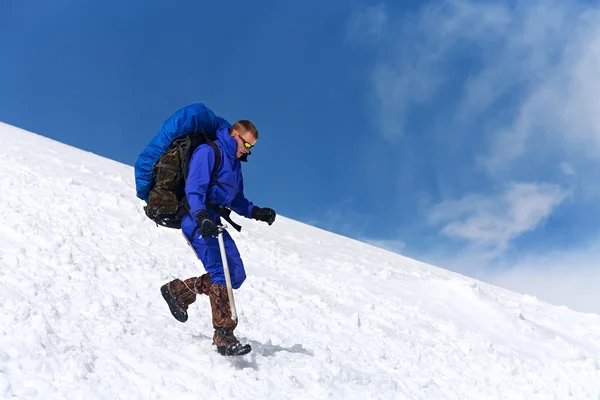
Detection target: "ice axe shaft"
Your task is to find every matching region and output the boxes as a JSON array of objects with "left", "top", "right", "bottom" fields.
[{"left": 217, "top": 225, "right": 238, "bottom": 323}]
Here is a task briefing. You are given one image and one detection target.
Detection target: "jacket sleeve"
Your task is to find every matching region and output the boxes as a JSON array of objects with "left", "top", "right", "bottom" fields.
[
  {"left": 185, "top": 145, "right": 216, "bottom": 217},
  {"left": 135, "top": 103, "right": 230, "bottom": 201},
  {"left": 229, "top": 171, "right": 255, "bottom": 218}
]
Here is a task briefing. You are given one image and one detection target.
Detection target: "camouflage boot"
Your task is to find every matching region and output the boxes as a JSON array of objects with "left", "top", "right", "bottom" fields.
[
  {"left": 208, "top": 283, "right": 252, "bottom": 356},
  {"left": 161, "top": 274, "right": 212, "bottom": 323}
]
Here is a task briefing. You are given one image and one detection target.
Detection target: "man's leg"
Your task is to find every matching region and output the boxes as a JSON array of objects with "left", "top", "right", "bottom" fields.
[
  {"left": 188, "top": 229, "right": 246, "bottom": 289},
  {"left": 161, "top": 229, "right": 234, "bottom": 324},
  {"left": 160, "top": 229, "right": 213, "bottom": 323},
  {"left": 191, "top": 230, "right": 250, "bottom": 355},
  {"left": 160, "top": 274, "right": 211, "bottom": 323},
  {"left": 161, "top": 226, "right": 250, "bottom": 354}
]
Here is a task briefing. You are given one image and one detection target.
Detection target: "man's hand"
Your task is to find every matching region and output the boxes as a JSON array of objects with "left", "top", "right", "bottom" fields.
[
  {"left": 196, "top": 210, "right": 219, "bottom": 237},
  {"left": 251, "top": 207, "right": 276, "bottom": 225}
]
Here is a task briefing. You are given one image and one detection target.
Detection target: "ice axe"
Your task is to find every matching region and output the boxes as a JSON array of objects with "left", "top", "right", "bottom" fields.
[{"left": 217, "top": 224, "right": 237, "bottom": 323}]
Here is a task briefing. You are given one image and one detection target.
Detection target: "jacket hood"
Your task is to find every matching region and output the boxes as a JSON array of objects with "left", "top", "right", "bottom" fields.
[{"left": 216, "top": 127, "right": 237, "bottom": 159}]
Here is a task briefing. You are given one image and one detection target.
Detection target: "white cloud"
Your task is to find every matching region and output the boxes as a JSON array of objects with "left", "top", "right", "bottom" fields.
[
  {"left": 369, "top": 0, "right": 512, "bottom": 141},
  {"left": 361, "top": 0, "right": 600, "bottom": 246},
  {"left": 305, "top": 199, "right": 371, "bottom": 238},
  {"left": 346, "top": 4, "right": 388, "bottom": 46},
  {"left": 429, "top": 182, "right": 568, "bottom": 254},
  {"left": 479, "top": 18, "right": 600, "bottom": 173},
  {"left": 560, "top": 162, "right": 575, "bottom": 176},
  {"left": 368, "top": 0, "right": 600, "bottom": 164}
]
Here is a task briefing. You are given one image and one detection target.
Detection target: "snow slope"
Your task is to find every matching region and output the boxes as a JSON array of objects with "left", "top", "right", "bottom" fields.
[{"left": 1, "top": 121, "right": 600, "bottom": 400}]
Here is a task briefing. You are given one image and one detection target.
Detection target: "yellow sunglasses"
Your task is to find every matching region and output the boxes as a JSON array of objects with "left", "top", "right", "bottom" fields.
[{"left": 237, "top": 132, "right": 254, "bottom": 149}]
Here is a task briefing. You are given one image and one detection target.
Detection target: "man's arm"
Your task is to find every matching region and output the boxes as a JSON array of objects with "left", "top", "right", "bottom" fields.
[
  {"left": 230, "top": 172, "right": 255, "bottom": 218},
  {"left": 185, "top": 145, "right": 216, "bottom": 217}
]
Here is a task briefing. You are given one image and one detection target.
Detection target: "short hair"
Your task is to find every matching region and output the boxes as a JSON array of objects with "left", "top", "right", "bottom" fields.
[{"left": 231, "top": 120, "right": 259, "bottom": 139}]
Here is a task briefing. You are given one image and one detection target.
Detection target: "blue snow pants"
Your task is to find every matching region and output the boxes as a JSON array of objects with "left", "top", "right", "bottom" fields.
[{"left": 181, "top": 214, "right": 247, "bottom": 289}]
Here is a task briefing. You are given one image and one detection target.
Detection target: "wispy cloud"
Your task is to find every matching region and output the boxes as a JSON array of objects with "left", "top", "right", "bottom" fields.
[
  {"left": 365, "top": 0, "right": 600, "bottom": 171},
  {"left": 353, "top": 0, "right": 600, "bottom": 236},
  {"left": 560, "top": 163, "right": 575, "bottom": 177},
  {"left": 477, "top": 7, "right": 600, "bottom": 174},
  {"left": 429, "top": 183, "right": 568, "bottom": 255},
  {"left": 346, "top": 4, "right": 388, "bottom": 46},
  {"left": 305, "top": 198, "right": 372, "bottom": 239}
]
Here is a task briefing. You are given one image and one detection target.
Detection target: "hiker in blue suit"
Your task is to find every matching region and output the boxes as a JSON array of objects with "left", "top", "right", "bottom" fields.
[{"left": 138, "top": 103, "right": 276, "bottom": 356}]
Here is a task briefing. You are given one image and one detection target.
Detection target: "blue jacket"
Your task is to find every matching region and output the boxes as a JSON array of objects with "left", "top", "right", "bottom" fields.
[
  {"left": 134, "top": 103, "right": 231, "bottom": 202},
  {"left": 185, "top": 126, "right": 255, "bottom": 219}
]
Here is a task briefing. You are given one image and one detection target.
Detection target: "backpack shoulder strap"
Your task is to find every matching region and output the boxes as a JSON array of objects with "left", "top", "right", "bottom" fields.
[{"left": 205, "top": 140, "right": 221, "bottom": 182}]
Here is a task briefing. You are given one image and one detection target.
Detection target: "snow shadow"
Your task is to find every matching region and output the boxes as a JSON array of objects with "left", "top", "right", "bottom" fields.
[
  {"left": 227, "top": 355, "right": 259, "bottom": 370},
  {"left": 191, "top": 332, "right": 212, "bottom": 341},
  {"left": 191, "top": 333, "right": 313, "bottom": 369},
  {"left": 248, "top": 340, "right": 314, "bottom": 358},
  {"left": 226, "top": 341, "right": 314, "bottom": 370}
]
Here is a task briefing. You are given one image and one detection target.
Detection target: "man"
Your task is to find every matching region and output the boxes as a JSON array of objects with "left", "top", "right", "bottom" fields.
[{"left": 148, "top": 104, "right": 276, "bottom": 356}]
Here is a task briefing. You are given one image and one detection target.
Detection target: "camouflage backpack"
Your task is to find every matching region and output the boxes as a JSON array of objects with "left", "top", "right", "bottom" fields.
[{"left": 144, "top": 130, "right": 221, "bottom": 229}]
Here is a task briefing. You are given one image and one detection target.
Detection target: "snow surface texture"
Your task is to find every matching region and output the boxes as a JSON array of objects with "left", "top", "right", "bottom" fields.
[{"left": 1, "top": 122, "right": 600, "bottom": 400}]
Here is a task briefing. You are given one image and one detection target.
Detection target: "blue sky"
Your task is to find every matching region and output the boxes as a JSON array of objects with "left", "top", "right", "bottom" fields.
[{"left": 2, "top": 0, "right": 600, "bottom": 313}]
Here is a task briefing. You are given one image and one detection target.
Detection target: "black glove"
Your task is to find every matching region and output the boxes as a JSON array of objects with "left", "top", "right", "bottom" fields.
[
  {"left": 251, "top": 207, "right": 276, "bottom": 225},
  {"left": 196, "top": 210, "right": 219, "bottom": 238}
]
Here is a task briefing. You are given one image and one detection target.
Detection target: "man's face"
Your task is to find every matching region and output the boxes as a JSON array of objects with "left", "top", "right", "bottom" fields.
[{"left": 232, "top": 129, "right": 257, "bottom": 159}]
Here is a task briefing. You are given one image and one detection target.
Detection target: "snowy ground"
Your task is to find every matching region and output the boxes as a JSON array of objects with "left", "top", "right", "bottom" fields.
[{"left": 1, "top": 121, "right": 600, "bottom": 399}]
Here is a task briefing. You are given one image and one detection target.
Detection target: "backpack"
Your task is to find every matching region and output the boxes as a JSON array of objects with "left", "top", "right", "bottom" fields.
[{"left": 143, "top": 130, "right": 221, "bottom": 229}]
